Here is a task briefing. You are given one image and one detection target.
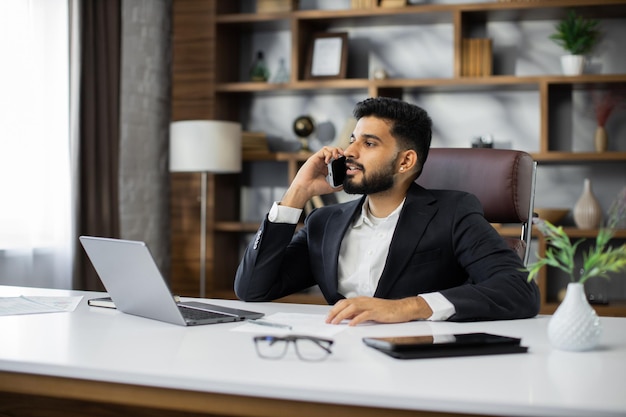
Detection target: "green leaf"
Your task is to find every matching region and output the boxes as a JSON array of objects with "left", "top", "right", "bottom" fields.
[{"left": 550, "top": 10, "right": 601, "bottom": 55}]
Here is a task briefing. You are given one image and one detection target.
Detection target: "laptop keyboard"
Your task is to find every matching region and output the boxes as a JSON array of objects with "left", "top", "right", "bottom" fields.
[{"left": 179, "top": 305, "right": 230, "bottom": 321}]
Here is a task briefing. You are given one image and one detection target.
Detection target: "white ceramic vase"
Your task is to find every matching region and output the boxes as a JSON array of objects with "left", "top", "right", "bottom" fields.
[
  {"left": 560, "top": 55, "right": 584, "bottom": 75},
  {"left": 548, "top": 283, "right": 602, "bottom": 351},
  {"left": 573, "top": 178, "right": 602, "bottom": 230}
]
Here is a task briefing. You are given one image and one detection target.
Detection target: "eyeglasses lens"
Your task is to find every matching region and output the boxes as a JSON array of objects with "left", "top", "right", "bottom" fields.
[
  {"left": 255, "top": 336, "right": 288, "bottom": 359},
  {"left": 294, "top": 338, "right": 332, "bottom": 361}
]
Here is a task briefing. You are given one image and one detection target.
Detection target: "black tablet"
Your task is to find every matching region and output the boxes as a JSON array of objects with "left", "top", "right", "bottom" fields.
[{"left": 362, "top": 332, "right": 528, "bottom": 359}]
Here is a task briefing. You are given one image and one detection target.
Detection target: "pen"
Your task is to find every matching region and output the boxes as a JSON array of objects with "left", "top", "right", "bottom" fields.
[{"left": 248, "top": 319, "right": 292, "bottom": 330}]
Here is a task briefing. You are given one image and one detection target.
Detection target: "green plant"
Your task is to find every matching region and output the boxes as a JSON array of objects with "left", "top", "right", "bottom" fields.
[
  {"left": 550, "top": 10, "right": 601, "bottom": 55},
  {"left": 527, "top": 188, "right": 626, "bottom": 284}
]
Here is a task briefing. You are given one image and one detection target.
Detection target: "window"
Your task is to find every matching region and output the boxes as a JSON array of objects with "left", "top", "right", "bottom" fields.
[{"left": 0, "top": 0, "right": 72, "bottom": 289}]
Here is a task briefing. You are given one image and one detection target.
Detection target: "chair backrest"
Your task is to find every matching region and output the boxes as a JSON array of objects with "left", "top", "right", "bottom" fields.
[{"left": 416, "top": 148, "right": 537, "bottom": 265}]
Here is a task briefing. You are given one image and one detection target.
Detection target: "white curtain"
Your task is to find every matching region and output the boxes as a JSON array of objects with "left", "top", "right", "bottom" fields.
[{"left": 0, "top": 0, "right": 73, "bottom": 289}]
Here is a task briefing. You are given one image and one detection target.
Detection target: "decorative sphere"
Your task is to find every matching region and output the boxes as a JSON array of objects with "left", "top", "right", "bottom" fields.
[{"left": 293, "top": 116, "right": 315, "bottom": 138}]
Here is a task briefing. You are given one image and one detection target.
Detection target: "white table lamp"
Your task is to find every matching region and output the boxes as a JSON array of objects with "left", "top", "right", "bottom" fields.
[{"left": 170, "top": 120, "right": 242, "bottom": 297}]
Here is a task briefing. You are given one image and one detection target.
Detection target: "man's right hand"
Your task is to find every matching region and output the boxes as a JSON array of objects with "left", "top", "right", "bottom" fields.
[{"left": 280, "top": 146, "right": 345, "bottom": 209}]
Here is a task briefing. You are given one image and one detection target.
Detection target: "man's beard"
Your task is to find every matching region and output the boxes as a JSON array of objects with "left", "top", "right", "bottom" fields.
[{"left": 343, "top": 157, "right": 396, "bottom": 195}]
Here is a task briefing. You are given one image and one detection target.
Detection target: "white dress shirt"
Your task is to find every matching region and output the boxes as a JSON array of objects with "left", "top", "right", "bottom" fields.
[{"left": 267, "top": 199, "right": 455, "bottom": 321}]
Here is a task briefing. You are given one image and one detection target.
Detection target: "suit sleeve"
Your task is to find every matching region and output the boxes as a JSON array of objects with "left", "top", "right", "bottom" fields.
[
  {"left": 440, "top": 194, "right": 540, "bottom": 321},
  {"left": 234, "top": 216, "right": 317, "bottom": 302}
]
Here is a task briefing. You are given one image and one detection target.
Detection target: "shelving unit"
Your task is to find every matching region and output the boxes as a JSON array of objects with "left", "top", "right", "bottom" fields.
[{"left": 171, "top": 0, "right": 626, "bottom": 315}]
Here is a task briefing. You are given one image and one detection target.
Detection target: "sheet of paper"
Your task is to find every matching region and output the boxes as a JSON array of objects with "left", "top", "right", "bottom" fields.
[
  {"left": 24, "top": 296, "right": 83, "bottom": 312},
  {"left": 233, "top": 312, "right": 346, "bottom": 338},
  {"left": 0, "top": 295, "right": 83, "bottom": 316}
]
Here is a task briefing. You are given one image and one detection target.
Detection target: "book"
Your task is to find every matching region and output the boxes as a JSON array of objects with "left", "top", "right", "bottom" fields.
[
  {"left": 461, "top": 38, "right": 492, "bottom": 77},
  {"left": 380, "top": 0, "right": 406, "bottom": 8},
  {"left": 87, "top": 297, "right": 116, "bottom": 309},
  {"left": 88, "top": 295, "right": 181, "bottom": 309},
  {"left": 351, "top": 0, "right": 377, "bottom": 8},
  {"left": 256, "top": 0, "right": 296, "bottom": 13}
]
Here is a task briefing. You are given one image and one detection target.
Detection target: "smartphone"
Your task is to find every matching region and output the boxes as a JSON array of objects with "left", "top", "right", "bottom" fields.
[{"left": 326, "top": 156, "right": 346, "bottom": 188}]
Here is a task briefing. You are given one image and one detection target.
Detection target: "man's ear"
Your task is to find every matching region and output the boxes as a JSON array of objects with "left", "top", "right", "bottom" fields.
[{"left": 398, "top": 149, "right": 418, "bottom": 173}]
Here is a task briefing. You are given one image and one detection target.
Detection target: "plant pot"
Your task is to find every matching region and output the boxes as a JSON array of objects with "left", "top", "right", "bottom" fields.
[
  {"left": 560, "top": 55, "right": 584, "bottom": 76},
  {"left": 548, "top": 283, "right": 602, "bottom": 351}
]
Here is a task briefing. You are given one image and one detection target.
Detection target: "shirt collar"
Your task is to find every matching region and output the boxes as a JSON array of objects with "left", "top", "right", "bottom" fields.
[{"left": 353, "top": 196, "right": 406, "bottom": 228}]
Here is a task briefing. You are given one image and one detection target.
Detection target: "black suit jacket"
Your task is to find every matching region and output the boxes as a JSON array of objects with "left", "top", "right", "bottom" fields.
[{"left": 235, "top": 183, "right": 540, "bottom": 321}]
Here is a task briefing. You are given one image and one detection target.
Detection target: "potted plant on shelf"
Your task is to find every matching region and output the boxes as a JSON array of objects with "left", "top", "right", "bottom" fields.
[
  {"left": 550, "top": 10, "right": 601, "bottom": 76},
  {"left": 527, "top": 188, "right": 626, "bottom": 351}
]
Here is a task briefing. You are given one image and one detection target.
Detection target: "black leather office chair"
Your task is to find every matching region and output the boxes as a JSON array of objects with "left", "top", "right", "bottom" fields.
[{"left": 416, "top": 148, "right": 537, "bottom": 265}]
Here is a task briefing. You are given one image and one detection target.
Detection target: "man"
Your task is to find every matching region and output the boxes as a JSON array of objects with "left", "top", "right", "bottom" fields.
[{"left": 235, "top": 97, "right": 540, "bottom": 325}]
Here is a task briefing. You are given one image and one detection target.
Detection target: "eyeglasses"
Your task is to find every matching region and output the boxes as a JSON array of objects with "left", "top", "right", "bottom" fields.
[{"left": 253, "top": 335, "right": 334, "bottom": 361}]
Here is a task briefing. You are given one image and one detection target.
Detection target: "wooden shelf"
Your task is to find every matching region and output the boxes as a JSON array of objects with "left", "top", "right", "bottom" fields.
[
  {"left": 532, "top": 152, "right": 626, "bottom": 163},
  {"left": 216, "top": 0, "right": 626, "bottom": 21},
  {"left": 217, "top": 74, "right": 626, "bottom": 94},
  {"left": 243, "top": 150, "right": 312, "bottom": 162}
]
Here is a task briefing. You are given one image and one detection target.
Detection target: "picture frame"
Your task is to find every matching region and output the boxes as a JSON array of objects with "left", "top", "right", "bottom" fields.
[{"left": 305, "top": 32, "right": 348, "bottom": 80}]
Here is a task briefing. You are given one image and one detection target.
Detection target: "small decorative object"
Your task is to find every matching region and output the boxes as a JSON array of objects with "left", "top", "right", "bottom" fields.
[
  {"left": 526, "top": 188, "right": 626, "bottom": 351},
  {"left": 573, "top": 178, "right": 602, "bottom": 230},
  {"left": 250, "top": 50, "right": 270, "bottom": 82},
  {"left": 550, "top": 10, "right": 601, "bottom": 76},
  {"left": 594, "top": 126, "right": 607, "bottom": 153},
  {"left": 471, "top": 134, "right": 493, "bottom": 148},
  {"left": 271, "top": 58, "right": 290, "bottom": 84},
  {"left": 372, "top": 68, "right": 388, "bottom": 80},
  {"left": 305, "top": 32, "right": 348, "bottom": 80},
  {"left": 293, "top": 115, "right": 315, "bottom": 151},
  {"left": 592, "top": 89, "right": 626, "bottom": 152}
]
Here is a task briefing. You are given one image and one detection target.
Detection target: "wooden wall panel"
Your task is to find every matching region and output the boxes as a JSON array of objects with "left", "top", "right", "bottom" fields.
[
  {"left": 171, "top": 0, "right": 215, "bottom": 121},
  {"left": 170, "top": 1, "right": 217, "bottom": 297}
]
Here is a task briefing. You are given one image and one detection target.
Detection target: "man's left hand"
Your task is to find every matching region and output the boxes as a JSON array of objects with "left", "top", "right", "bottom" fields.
[{"left": 325, "top": 296, "right": 433, "bottom": 326}]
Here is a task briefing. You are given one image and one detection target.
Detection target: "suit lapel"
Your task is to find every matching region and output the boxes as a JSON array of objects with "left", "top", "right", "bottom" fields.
[
  {"left": 374, "top": 184, "right": 438, "bottom": 298},
  {"left": 320, "top": 198, "right": 363, "bottom": 296}
]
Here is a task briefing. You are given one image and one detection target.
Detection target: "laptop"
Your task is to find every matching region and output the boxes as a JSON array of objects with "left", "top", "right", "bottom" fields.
[{"left": 79, "top": 236, "right": 264, "bottom": 326}]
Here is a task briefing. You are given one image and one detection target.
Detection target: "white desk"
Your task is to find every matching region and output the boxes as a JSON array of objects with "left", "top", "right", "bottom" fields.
[{"left": 1, "top": 285, "right": 625, "bottom": 417}]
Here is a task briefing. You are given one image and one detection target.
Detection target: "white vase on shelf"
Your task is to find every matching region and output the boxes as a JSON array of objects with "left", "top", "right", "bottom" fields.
[
  {"left": 548, "top": 283, "right": 602, "bottom": 351},
  {"left": 573, "top": 178, "right": 602, "bottom": 230}
]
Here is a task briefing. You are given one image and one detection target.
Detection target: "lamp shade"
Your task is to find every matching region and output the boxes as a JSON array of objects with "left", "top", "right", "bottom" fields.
[{"left": 169, "top": 120, "right": 242, "bottom": 173}]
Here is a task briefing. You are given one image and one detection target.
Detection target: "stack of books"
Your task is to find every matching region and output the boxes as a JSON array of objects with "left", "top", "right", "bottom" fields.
[
  {"left": 256, "top": 0, "right": 297, "bottom": 13},
  {"left": 461, "top": 38, "right": 493, "bottom": 77},
  {"left": 351, "top": 0, "right": 378, "bottom": 8},
  {"left": 242, "top": 131, "right": 269, "bottom": 156},
  {"left": 380, "top": 0, "right": 406, "bottom": 7}
]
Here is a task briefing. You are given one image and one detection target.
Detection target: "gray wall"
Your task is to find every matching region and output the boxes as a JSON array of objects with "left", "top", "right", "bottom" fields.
[{"left": 119, "top": 0, "right": 172, "bottom": 276}]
